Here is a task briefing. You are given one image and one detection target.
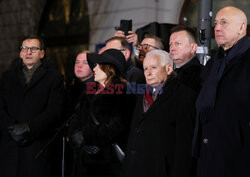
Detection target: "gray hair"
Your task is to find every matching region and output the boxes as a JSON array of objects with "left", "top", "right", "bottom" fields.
[{"left": 145, "top": 49, "right": 174, "bottom": 67}]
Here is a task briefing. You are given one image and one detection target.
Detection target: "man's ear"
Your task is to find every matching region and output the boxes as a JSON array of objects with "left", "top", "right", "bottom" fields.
[
  {"left": 165, "top": 64, "right": 173, "bottom": 75},
  {"left": 39, "top": 50, "right": 45, "bottom": 59},
  {"left": 124, "top": 49, "right": 131, "bottom": 61},
  {"left": 239, "top": 22, "right": 246, "bottom": 36},
  {"left": 191, "top": 43, "right": 198, "bottom": 54}
]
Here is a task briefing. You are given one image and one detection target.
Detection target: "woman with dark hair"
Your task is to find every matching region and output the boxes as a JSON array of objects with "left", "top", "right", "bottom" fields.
[{"left": 68, "top": 49, "right": 134, "bottom": 177}]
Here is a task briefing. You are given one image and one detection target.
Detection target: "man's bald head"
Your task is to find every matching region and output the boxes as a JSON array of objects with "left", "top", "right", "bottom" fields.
[{"left": 214, "top": 6, "right": 247, "bottom": 50}]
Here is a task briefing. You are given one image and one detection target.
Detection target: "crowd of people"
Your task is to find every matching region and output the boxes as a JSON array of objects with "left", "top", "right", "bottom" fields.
[{"left": 0, "top": 5, "right": 249, "bottom": 177}]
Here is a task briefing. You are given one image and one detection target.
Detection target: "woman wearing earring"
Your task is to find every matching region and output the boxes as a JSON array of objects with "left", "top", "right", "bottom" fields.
[{"left": 68, "top": 49, "right": 134, "bottom": 177}]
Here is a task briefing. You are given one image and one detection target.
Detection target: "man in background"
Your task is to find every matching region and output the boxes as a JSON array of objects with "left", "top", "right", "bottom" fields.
[
  {"left": 103, "top": 36, "right": 145, "bottom": 83},
  {"left": 169, "top": 25, "right": 203, "bottom": 93}
]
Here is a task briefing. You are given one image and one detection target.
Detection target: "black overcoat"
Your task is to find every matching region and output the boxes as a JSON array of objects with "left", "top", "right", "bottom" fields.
[
  {"left": 175, "top": 56, "right": 203, "bottom": 93},
  {"left": 193, "top": 46, "right": 250, "bottom": 177},
  {"left": 0, "top": 59, "right": 65, "bottom": 177},
  {"left": 120, "top": 78, "right": 196, "bottom": 177}
]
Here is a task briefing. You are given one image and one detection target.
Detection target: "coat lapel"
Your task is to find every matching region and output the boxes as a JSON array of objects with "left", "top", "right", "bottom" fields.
[
  {"left": 221, "top": 49, "right": 249, "bottom": 79},
  {"left": 137, "top": 79, "right": 177, "bottom": 123},
  {"left": 25, "top": 62, "right": 47, "bottom": 93}
]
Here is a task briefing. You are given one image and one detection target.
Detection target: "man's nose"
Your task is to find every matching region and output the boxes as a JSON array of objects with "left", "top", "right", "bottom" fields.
[
  {"left": 27, "top": 48, "right": 32, "bottom": 54},
  {"left": 214, "top": 24, "right": 221, "bottom": 32},
  {"left": 170, "top": 44, "right": 175, "bottom": 51},
  {"left": 146, "top": 69, "right": 151, "bottom": 76}
]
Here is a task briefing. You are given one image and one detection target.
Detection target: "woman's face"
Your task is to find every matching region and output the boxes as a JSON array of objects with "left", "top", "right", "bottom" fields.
[
  {"left": 74, "top": 53, "right": 93, "bottom": 81},
  {"left": 93, "top": 64, "right": 107, "bottom": 86}
]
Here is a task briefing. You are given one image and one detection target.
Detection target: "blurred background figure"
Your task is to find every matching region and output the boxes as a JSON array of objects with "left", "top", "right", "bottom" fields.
[
  {"left": 102, "top": 36, "right": 145, "bottom": 84},
  {"left": 115, "top": 30, "right": 164, "bottom": 69}
]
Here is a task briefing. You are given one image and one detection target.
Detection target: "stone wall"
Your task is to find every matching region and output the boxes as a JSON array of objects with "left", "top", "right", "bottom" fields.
[{"left": 0, "top": 0, "right": 47, "bottom": 75}]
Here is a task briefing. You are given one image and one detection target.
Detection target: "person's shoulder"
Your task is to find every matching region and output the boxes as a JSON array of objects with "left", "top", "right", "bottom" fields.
[
  {"left": 42, "top": 59, "right": 63, "bottom": 78},
  {"left": 128, "top": 65, "right": 143, "bottom": 75},
  {"left": 167, "top": 78, "right": 196, "bottom": 97}
]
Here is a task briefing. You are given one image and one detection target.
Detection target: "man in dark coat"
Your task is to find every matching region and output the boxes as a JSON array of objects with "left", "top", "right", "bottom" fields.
[
  {"left": 104, "top": 36, "right": 145, "bottom": 84},
  {"left": 0, "top": 35, "right": 65, "bottom": 177},
  {"left": 120, "top": 49, "right": 196, "bottom": 177},
  {"left": 169, "top": 25, "right": 203, "bottom": 93},
  {"left": 193, "top": 6, "right": 250, "bottom": 177}
]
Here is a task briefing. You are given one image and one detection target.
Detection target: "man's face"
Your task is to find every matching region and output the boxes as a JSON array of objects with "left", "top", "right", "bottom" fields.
[
  {"left": 214, "top": 9, "right": 243, "bottom": 50},
  {"left": 169, "top": 31, "right": 197, "bottom": 67},
  {"left": 74, "top": 53, "right": 93, "bottom": 81},
  {"left": 20, "top": 39, "right": 44, "bottom": 69},
  {"left": 138, "top": 38, "right": 158, "bottom": 63},
  {"left": 143, "top": 54, "right": 168, "bottom": 87},
  {"left": 105, "top": 40, "right": 130, "bottom": 61}
]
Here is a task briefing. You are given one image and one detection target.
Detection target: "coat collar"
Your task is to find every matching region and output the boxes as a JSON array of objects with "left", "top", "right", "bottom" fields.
[
  {"left": 18, "top": 58, "right": 48, "bottom": 92},
  {"left": 138, "top": 78, "right": 179, "bottom": 120},
  {"left": 219, "top": 36, "right": 250, "bottom": 79}
]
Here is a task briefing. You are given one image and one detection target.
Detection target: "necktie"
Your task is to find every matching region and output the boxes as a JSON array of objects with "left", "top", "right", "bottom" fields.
[{"left": 145, "top": 86, "right": 154, "bottom": 106}]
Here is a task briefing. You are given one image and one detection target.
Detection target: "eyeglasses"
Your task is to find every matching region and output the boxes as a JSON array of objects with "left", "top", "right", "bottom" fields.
[
  {"left": 20, "top": 46, "right": 41, "bottom": 53},
  {"left": 136, "top": 44, "right": 159, "bottom": 50},
  {"left": 118, "top": 48, "right": 126, "bottom": 51}
]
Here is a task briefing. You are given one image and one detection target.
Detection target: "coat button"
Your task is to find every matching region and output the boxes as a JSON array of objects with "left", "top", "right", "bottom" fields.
[{"left": 203, "top": 138, "right": 208, "bottom": 144}]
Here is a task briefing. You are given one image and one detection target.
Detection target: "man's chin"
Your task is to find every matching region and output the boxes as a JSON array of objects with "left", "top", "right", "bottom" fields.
[{"left": 146, "top": 82, "right": 157, "bottom": 87}]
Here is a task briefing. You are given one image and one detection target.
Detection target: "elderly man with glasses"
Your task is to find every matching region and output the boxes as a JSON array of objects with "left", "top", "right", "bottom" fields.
[{"left": 0, "top": 35, "right": 65, "bottom": 177}]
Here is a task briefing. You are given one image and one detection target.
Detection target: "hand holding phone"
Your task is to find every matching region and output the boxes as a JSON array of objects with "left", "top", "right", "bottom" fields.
[{"left": 115, "top": 19, "right": 132, "bottom": 36}]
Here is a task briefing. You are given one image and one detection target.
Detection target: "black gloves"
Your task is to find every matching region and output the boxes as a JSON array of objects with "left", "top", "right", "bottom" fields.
[
  {"left": 8, "top": 123, "right": 31, "bottom": 146},
  {"left": 70, "top": 130, "right": 100, "bottom": 154},
  {"left": 70, "top": 130, "right": 84, "bottom": 149}
]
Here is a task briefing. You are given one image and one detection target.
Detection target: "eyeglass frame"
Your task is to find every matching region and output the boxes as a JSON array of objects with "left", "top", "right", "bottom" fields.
[
  {"left": 20, "top": 46, "right": 42, "bottom": 53},
  {"left": 136, "top": 44, "right": 159, "bottom": 50},
  {"left": 118, "top": 48, "right": 127, "bottom": 52}
]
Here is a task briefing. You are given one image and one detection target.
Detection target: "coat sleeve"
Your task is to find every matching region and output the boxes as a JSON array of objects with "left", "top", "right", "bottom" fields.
[
  {"left": 28, "top": 73, "right": 65, "bottom": 139},
  {"left": 0, "top": 73, "right": 16, "bottom": 131},
  {"left": 173, "top": 88, "right": 196, "bottom": 177}
]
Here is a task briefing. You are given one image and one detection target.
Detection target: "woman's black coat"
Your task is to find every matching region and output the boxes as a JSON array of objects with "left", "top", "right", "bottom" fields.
[
  {"left": 120, "top": 78, "right": 196, "bottom": 177},
  {"left": 69, "top": 82, "right": 134, "bottom": 177},
  {"left": 0, "top": 59, "right": 65, "bottom": 177}
]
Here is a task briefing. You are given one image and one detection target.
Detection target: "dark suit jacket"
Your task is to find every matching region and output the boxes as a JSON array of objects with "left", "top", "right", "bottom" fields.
[
  {"left": 126, "top": 59, "right": 145, "bottom": 84},
  {"left": 0, "top": 58, "right": 65, "bottom": 177},
  {"left": 120, "top": 78, "right": 196, "bottom": 177},
  {"left": 175, "top": 56, "right": 203, "bottom": 93},
  {"left": 193, "top": 43, "right": 250, "bottom": 177}
]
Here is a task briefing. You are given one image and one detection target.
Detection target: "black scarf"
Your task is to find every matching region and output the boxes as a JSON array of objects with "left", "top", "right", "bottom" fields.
[{"left": 196, "top": 36, "right": 250, "bottom": 123}]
